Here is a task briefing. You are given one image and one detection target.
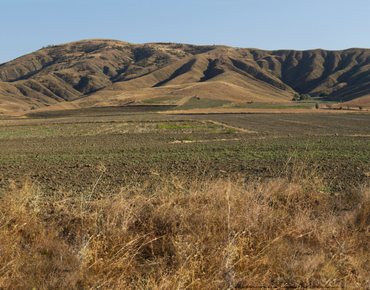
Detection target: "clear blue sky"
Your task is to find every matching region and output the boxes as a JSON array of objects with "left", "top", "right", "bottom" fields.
[{"left": 1, "top": 0, "right": 370, "bottom": 64}]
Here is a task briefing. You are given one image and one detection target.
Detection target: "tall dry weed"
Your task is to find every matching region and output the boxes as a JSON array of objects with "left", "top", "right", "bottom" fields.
[{"left": 1, "top": 175, "right": 370, "bottom": 289}]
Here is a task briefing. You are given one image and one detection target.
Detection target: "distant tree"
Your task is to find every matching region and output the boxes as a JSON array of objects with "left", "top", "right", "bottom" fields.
[
  {"left": 359, "top": 106, "right": 363, "bottom": 110},
  {"left": 112, "top": 45, "right": 124, "bottom": 51},
  {"left": 292, "top": 93, "right": 299, "bottom": 101},
  {"left": 299, "top": 94, "right": 312, "bottom": 100},
  {"left": 315, "top": 103, "right": 319, "bottom": 109},
  {"left": 319, "top": 92, "right": 329, "bottom": 97}
]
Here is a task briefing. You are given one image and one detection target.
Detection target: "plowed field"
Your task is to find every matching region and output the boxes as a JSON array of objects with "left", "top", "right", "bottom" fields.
[{"left": 1, "top": 110, "right": 370, "bottom": 195}]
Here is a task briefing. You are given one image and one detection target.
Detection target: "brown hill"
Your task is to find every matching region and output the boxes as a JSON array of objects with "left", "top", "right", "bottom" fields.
[{"left": 1, "top": 39, "right": 370, "bottom": 113}]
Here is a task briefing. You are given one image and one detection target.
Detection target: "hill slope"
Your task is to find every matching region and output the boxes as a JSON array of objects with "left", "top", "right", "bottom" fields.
[{"left": 1, "top": 39, "right": 370, "bottom": 113}]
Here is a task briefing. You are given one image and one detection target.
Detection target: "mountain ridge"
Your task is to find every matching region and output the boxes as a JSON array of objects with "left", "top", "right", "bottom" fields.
[{"left": 1, "top": 39, "right": 370, "bottom": 113}]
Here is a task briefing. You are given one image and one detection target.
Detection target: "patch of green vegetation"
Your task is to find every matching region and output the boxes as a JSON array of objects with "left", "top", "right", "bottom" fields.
[
  {"left": 184, "top": 45, "right": 215, "bottom": 55},
  {"left": 0, "top": 130, "right": 30, "bottom": 138},
  {"left": 0, "top": 116, "right": 13, "bottom": 120},
  {"left": 224, "top": 128, "right": 236, "bottom": 134},
  {"left": 172, "top": 43, "right": 183, "bottom": 49},
  {"left": 125, "top": 68, "right": 137, "bottom": 76},
  {"left": 0, "top": 127, "right": 64, "bottom": 138},
  {"left": 154, "top": 55, "right": 170, "bottom": 64},
  {"left": 112, "top": 45, "right": 124, "bottom": 51},
  {"left": 137, "top": 58, "right": 151, "bottom": 67},
  {"left": 78, "top": 43, "right": 107, "bottom": 53},
  {"left": 301, "top": 100, "right": 336, "bottom": 104},
  {"left": 131, "top": 45, "right": 155, "bottom": 62},
  {"left": 3, "top": 137, "right": 368, "bottom": 166},
  {"left": 0, "top": 120, "right": 224, "bottom": 140},
  {"left": 173, "top": 97, "right": 231, "bottom": 110},
  {"left": 142, "top": 96, "right": 183, "bottom": 104},
  {"left": 158, "top": 122, "right": 198, "bottom": 129},
  {"left": 292, "top": 93, "right": 312, "bottom": 101},
  {"left": 319, "top": 92, "right": 329, "bottom": 97},
  {"left": 183, "top": 136, "right": 196, "bottom": 141},
  {"left": 157, "top": 121, "right": 223, "bottom": 131},
  {"left": 0, "top": 122, "right": 97, "bottom": 139},
  {"left": 208, "top": 128, "right": 236, "bottom": 134},
  {"left": 25, "top": 106, "right": 175, "bottom": 119}
]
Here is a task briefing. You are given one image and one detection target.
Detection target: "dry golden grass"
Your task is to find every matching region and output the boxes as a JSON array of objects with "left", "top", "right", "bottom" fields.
[
  {"left": 1, "top": 174, "right": 370, "bottom": 289},
  {"left": 343, "top": 95, "right": 370, "bottom": 108}
]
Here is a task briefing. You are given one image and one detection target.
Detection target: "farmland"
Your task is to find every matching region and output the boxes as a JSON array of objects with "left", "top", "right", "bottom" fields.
[
  {"left": 1, "top": 110, "right": 369, "bottom": 193},
  {"left": 1, "top": 107, "right": 370, "bottom": 288}
]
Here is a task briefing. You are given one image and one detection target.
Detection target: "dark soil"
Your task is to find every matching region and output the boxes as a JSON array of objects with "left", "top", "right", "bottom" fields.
[
  {"left": 1, "top": 113, "right": 370, "bottom": 195},
  {"left": 26, "top": 105, "right": 177, "bottom": 119},
  {"left": 0, "top": 134, "right": 369, "bottom": 195}
]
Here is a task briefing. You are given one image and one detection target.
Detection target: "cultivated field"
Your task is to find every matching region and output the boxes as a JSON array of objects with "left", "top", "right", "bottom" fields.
[{"left": 1, "top": 107, "right": 370, "bottom": 288}]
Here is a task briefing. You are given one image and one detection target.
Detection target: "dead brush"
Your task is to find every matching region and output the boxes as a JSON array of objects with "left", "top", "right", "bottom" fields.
[
  {"left": 354, "top": 186, "right": 370, "bottom": 230},
  {"left": 283, "top": 141, "right": 323, "bottom": 187},
  {"left": 1, "top": 173, "right": 370, "bottom": 289},
  {"left": 0, "top": 181, "right": 80, "bottom": 289}
]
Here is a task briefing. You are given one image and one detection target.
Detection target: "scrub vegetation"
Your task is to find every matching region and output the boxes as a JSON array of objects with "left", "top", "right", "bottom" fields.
[{"left": 1, "top": 173, "right": 370, "bottom": 289}]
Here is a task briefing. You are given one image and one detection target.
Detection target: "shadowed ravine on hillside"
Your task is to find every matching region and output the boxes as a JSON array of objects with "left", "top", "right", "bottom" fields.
[{"left": 153, "top": 59, "right": 198, "bottom": 87}]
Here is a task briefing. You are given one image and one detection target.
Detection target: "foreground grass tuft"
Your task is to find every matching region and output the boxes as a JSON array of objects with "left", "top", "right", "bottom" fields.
[{"left": 1, "top": 177, "right": 370, "bottom": 289}]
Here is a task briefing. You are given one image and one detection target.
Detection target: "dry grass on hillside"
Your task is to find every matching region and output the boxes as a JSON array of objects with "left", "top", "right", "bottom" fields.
[
  {"left": 3, "top": 40, "right": 370, "bottom": 114},
  {"left": 343, "top": 95, "right": 370, "bottom": 108},
  {"left": 1, "top": 173, "right": 370, "bottom": 289}
]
